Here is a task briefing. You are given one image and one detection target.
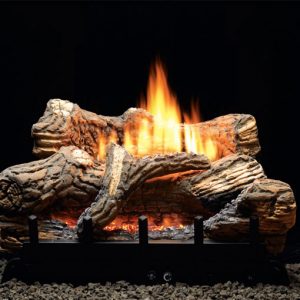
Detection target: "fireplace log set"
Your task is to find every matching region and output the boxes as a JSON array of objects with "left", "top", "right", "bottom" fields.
[{"left": 0, "top": 99, "right": 296, "bottom": 255}]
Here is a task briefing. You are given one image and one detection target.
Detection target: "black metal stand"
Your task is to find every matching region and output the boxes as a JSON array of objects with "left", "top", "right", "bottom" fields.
[
  {"left": 194, "top": 216, "right": 204, "bottom": 245},
  {"left": 1, "top": 215, "right": 290, "bottom": 285},
  {"left": 81, "top": 216, "right": 93, "bottom": 243}
]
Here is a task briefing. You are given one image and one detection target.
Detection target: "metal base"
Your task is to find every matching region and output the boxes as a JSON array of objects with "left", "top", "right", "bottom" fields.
[
  {"left": 2, "top": 239, "right": 290, "bottom": 285},
  {"left": 1, "top": 215, "right": 290, "bottom": 285}
]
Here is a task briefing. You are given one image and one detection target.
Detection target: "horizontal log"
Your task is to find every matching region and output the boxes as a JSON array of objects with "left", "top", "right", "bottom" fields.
[
  {"left": 32, "top": 99, "right": 260, "bottom": 159},
  {"left": 0, "top": 162, "right": 296, "bottom": 255},
  {"left": 77, "top": 143, "right": 211, "bottom": 235},
  {"left": 127, "top": 154, "right": 266, "bottom": 214},
  {"left": 0, "top": 146, "right": 104, "bottom": 216},
  {"left": 203, "top": 178, "right": 297, "bottom": 254}
]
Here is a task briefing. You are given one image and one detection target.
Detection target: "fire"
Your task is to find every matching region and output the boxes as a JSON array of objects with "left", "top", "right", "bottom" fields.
[
  {"left": 50, "top": 215, "right": 77, "bottom": 229},
  {"left": 50, "top": 211, "right": 187, "bottom": 234},
  {"left": 182, "top": 100, "right": 217, "bottom": 161},
  {"left": 98, "top": 59, "right": 219, "bottom": 161},
  {"left": 138, "top": 60, "right": 182, "bottom": 155},
  {"left": 97, "top": 129, "right": 118, "bottom": 160},
  {"left": 104, "top": 214, "right": 186, "bottom": 233},
  {"left": 50, "top": 209, "right": 84, "bottom": 229},
  {"left": 49, "top": 208, "right": 190, "bottom": 234}
]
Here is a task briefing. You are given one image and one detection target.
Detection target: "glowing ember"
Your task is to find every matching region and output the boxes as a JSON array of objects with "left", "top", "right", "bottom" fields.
[
  {"left": 56, "top": 61, "right": 219, "bottom": 233},
  {"left": 104, "top": 214, "right": 187, "bottom": 233},
  {"left": 97, "top": 59, "right": 219, "bottom": 161},
  {"left": 50, "top": 211, "right": 188, "bottom": 234},
  {"left": 50, "top": 209, "right": 84, "bottom": 229}
]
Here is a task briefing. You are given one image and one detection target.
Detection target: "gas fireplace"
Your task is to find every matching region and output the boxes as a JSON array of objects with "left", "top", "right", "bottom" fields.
[{"left": 0, "top": 59, "right": 296, "bottom": 256}]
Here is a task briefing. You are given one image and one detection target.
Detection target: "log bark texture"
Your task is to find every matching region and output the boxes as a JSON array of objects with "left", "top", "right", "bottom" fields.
[
  {"left": 126, "top": 154, "right": 266, "bottom": 215},
  {"left": 0, "top": 142, "right": 296, "bottom": 255},
  {"left": 0, "top": 216, "right": 77, "bottom": 252},
  {"left": 0, "top": 146, "right": 104, "bottom": 216},
  {"left": 77, "top": 143, "right": 211, "bottom": 235},
  {"left": 32, "top": 99, "right": 261, "bottom": 159},
  {"left": 204, "top": 178, "right": 297, "bottom": 254}
]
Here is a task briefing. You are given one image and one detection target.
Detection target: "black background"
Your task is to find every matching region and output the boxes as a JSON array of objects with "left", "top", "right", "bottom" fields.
[{"left": 0, "top": 2, "right": 299, "bottom": 239}]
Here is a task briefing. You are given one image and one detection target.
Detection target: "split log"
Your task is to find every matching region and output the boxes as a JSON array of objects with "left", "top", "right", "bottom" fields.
[
  {"left": 126, "top": 154, "right": 266, "bottom": 215},
  {"left": 203, "top": 178, "right": 297, "bottom": 254},
  {"left": 32, "top": 99, "right": 260, "bottom": 159},
  {"left": 0, "top": 146, "right": 104, "bottom": 216},
  {"left": 77, "top": 143, "right": 211, "bottom": 235}
]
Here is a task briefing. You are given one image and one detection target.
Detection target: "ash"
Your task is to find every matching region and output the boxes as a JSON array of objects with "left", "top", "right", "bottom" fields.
[
  {"left": 42, "top": 220, "right": 77, "bottom": 240},
  {"left": 148, "top": 225, "right": 194, "bottom": 240},
  {"left": 47, "top": 219, "right": 195, "bottom": 241},
  {"left": 97, "top": 225, "right": 195, "bottom": 241}
]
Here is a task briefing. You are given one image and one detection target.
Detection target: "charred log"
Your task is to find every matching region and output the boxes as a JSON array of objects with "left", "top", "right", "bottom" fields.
[
  {"left": 0, "top": 146, "right": 104, "bottom": 216},
  {"left": 0, "top": 214, "right": 196, "bottom": 253},
  {"left": 127, "top": 154, "right": 266, "bottom": 214},
  {"left": 0, "top": 144, "right": 296, "bottom": 256},
  {"left": 0, "top": 216, "right": 77, "bottom": 252},
  {"left": 32, "top": 99, "right": 260, "bottom": 159},
  {"left": 204, "top": 178, "right": 297, "bottom": 254},
  {"left": 77, "top": 143, "right": 211, "bottom": 235},
  {"left": 32, "top": 99, "right": 152, "bottom": 159},
  {"left": 0, "top": 96, "right": 295, "bottom": 255}
]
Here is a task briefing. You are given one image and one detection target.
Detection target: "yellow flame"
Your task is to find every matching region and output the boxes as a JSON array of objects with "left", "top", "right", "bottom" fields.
[
  {"left": 104, "top": 214, "right": 186, "bottom": 233},
  {"left": 136, "top": 118, "right": 152, "bottom": 156},
  {"left": 99, "top": 59, "right": 219, "bottom": 161},
  {"left": 138, "top": 60, "right": 182, "bottom": 154},
  {"left": 97, "top": 129, "right": 118, "bottom": 160}
]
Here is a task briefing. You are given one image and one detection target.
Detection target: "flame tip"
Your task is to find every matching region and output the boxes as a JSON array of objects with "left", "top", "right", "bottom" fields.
[{"left": 99, "top": 59, "right": 219, "bottom": 161}]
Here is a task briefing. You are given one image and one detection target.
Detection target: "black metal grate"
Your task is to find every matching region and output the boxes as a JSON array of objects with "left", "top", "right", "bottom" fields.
[{"left": 1, "top": 214, "right": 289, "bottom": 285}]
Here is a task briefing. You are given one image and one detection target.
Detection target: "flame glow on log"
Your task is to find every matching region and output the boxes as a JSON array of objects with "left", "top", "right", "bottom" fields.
[
  {"left": 50, "top": 210, "right": 187, "bottom": 233},
  {"left": 98, "top": 59, "right": 218, "bottom": 161},
  {"left": 104, "top": 214, "right": 186, "bottom": 233}
]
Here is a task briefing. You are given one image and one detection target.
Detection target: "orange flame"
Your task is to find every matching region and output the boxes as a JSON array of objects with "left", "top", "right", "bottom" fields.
[
  {"left": 98, "top": 59, "right": 219, "bottom": 161},
  {"left": 50, "top": 211, "right": 187, "bottom": 234},
  {"left": 50, "top": 209, "right": 83, "bottom": 229},
  {"left": 104, "top": 214, "right": 186, "bottom": 233},
  {"left": 97, "top": 129, "right": 118, "bottom": 160},
  {"left": 183, "top": 100, "right": 218, "bottom": 161},
  {"left": 138, "top": 60, "right": 182, "bottom": 154}
]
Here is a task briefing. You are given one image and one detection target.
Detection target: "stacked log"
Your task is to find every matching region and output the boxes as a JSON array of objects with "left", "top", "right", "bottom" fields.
[
  {"left": 0, "top": 99, "right": 296, "bottom": 254},
  {"left": 31, "top": 99, "right": 261, "bottom": 159}
]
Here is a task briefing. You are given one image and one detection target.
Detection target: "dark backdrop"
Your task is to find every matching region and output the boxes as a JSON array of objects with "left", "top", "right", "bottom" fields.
[{"left": 0, "top": 2, "right": 299, "bottom": 239}]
